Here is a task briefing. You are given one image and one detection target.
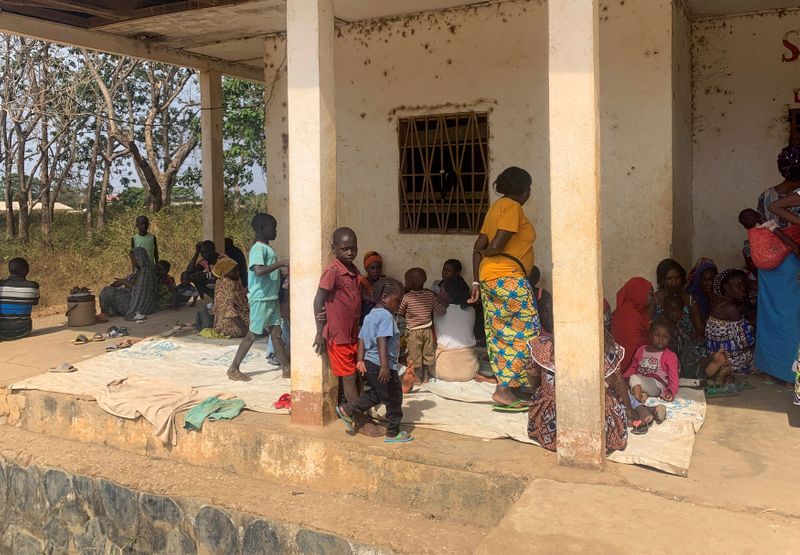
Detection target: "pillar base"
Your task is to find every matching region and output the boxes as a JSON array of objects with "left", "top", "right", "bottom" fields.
[{"left": 290, "top": 385, "right": 337, "bottom": 427}]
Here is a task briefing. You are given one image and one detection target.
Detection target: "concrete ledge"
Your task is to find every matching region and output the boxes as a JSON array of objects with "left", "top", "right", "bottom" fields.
[{"left": 8, "top": 389, "right": 527, "bottom": 527}]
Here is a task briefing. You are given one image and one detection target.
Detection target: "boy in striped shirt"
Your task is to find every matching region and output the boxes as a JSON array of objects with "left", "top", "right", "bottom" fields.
[
  {"left": 0, "top": 258, "right": 40, "bottom": 340},
  {"left": 398, "top": 267, "right": 445, "bottom": 383}
]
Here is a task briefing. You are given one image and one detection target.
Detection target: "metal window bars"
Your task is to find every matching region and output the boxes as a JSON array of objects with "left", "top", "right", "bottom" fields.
[{"left": 398, "top": 112, "right": 489, "bottom": 233}]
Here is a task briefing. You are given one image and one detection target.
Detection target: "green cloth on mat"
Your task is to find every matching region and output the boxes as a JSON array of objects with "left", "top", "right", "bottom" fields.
[
  {"left": 184, "top": 396, "right": 246, "bottom": 431},
  {"left": 199, "top": 328, "right": 231, "bottom": 340}
]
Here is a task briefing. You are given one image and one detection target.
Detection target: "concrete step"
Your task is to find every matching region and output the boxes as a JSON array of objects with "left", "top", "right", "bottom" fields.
[
  {"left": 0, "top": 425, "right": 489, "bottom": 554},
  {"left": 3, "top": 389, "right": 529, "bottom": 529}
]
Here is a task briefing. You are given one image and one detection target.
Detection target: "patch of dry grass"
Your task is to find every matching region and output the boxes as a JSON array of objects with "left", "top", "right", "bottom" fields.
[{"left": 0, "top": 207, "right": 255, "bottom": 315}]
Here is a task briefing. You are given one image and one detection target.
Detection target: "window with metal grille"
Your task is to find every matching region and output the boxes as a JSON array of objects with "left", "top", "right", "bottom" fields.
[
  {"left": 398, "top": 112, "right": 489, "bottom": 233},
  {"left": 790, "top": 108, "right": 800, "bottom": 145}
]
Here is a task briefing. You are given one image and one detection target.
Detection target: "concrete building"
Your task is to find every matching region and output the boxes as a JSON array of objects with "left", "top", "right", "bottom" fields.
[{"left": 1, "top": 0, "right": 799, "bottom": 467}]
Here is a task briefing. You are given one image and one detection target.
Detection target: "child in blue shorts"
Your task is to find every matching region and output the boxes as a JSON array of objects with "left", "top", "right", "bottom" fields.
[{"left": 227, "top": 213, "right": 289, "bottom": 381}]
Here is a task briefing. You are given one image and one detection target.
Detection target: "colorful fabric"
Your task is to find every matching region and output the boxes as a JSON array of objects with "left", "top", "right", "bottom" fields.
[
  {"left": 0, "top": 276, "right": 40, "bottom": 340},
  {"left": 480, "top": 276, "right": 540, "bottom": 388},
  {"left": 623, "top": 345, "right": 680, "bottom": 397},
  {"left": 318, "top": 258, "right": 361, "bottom": 344},
  {"left": 705, "top": 316, "right": 756, "bottom": 374},
  {"left": 155, "top": 275, "right": 176, "bottom": 311},
  {"left": 758, "top": 185, "right": 800, "bottom": 228},
  {"left": 479, "top": 197, "right": 536, "bottom": 280},
  {"left": 183, "top": 396, "right": 245, "bottom": 431},
  {"left": 132, "top": 233, "right": 156, "bottom": 264},
  {"left": 793, "top": 342, "right": 800, "bottom": 406},
  {"left": 327, "top": 340, "right": 358, "bottom": 377},
  {"left": 398, "top": 289, "right": 444, "bottom": 329},
  {"left": 247, "top": 242, "right": 279, "bottom": 302},
  {"left": 248, "top": 298, "right": 281, "bottom": 335},
  {"left": 213, "top": 277, "right": 250, "bottom": 338},
  {"left": 198, "top": 328, "right": 230, "bottom": 340},
  {"left": 126, "top": 247, "right": 156, "bottom": 318},
  {"left": 747, "top": 224, "right": 800, "bottom": 270},
  {"left": 611, "top": 277, "right": 653, "bottom": 373},
  {"left": 755, "top": 254, "right": 800, "bottom": 382},
  {"left": 363, "top": 251, "right": 382, "bottom": 270},
  {"left": 685, "top": 258, "right": 717, "bottom": 321},
  {"left": 527, "top": 335, "right": 628, "bottom": 452},
  {"left": 360, "top": 307, "right": 400, "bottom": 369}
]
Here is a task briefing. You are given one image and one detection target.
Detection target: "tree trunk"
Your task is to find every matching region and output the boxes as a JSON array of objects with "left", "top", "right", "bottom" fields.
[
  {"left": 1, "top": 113, "right": 13, "bottom": 239},
  {"left": 97, "top": 139, "right": 113, "bottom": 229},
  {"left": 85, "top": 118, "right": 101, "bottom": 233},
  {"left": 15, "top": 124, "right": 28, "bottom": 241},
  {"left": 40, "top": 115, "right": 52, "bottom": 244}
]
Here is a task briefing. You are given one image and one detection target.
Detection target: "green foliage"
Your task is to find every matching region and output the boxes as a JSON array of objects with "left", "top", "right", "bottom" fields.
[{"left": 0, "top": 206, "right": 257, "bottom": 311}]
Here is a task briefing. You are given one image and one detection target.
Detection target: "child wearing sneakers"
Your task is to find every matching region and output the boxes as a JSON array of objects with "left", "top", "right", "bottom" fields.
[
  {"left": 398, "top": 267, "right": 446, "bottom": 383},
  {"left": 336, "top": 278, "right": 412, "bottom": 443}
]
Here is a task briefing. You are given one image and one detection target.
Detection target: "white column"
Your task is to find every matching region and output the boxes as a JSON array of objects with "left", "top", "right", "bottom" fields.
[
  {"left": 286, "top": 0, "right": 337, "bottom": 426},
  {"left": 199, "top": 70, "right": 225, "bottom": 252},
  {"left": 549, "top": 0, "right": 605, "bottom": 469}
]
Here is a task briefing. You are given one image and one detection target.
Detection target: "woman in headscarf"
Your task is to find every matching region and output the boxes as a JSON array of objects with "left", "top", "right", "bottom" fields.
[
  {"left": 211, "top": 257, "right": 250, "bottom": 338},
  {"left": 705, "top": 268, "right": 756, "bottom": 376},
  {"left": 359, "top": 251, "right": 384, "bottom": 322},
  {"left": 757, "top": 144, "right": 800, "bottom": 227},
  {"left": 685, "top": 258, "right": 718, "bottom": 338},
  {"left": 99, "top": 247, "right": 156, "bottom": 320},
  {"left": 754, "top": 166, "right": 800, "bottom": 384},
  {"left": 611, "top": 277, "right": 654, "bottom": 373},
  {"left": 527, "top": 332, "right": 633, "bottom": 452},
  {"left": 469, "top": 167, "right": 541, "bottom": 406}
]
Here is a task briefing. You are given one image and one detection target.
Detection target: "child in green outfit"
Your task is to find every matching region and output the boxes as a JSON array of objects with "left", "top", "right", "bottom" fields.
[
  {"left": 130, "top": 215, "right": 159, "bottom": 265},
  {"left": 227, "top": 213, "right": 289, "bottom": 382}
]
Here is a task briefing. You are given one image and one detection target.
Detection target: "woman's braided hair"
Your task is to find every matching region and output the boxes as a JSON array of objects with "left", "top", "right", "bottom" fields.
[{"left": 373, "top": 277, "right": 404, "bottom": 304}]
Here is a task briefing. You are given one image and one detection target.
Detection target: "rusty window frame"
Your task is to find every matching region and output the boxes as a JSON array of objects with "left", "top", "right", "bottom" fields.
[
  {"left": 790, "top": 108, "right": 800, "bottom": 145},
  {"left": 398, "top": 112, "right": 490, "bottom": 234}
]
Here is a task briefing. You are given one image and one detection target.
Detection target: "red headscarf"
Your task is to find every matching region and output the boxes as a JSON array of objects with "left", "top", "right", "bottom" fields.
[{"left": 611, "top": 277, "right": 653, "bottom": 372}]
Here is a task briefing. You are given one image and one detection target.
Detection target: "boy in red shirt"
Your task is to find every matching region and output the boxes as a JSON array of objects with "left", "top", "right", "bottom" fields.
[{"left": 313, "top": 228, "right": 382, "bottom": 436}]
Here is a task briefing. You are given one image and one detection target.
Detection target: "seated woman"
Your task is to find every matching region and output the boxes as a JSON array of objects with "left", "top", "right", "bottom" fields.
[
  {"left": 210, "top": 258, "right": 249, "bottom": 339},
  {"left": 653, "top": 259, "right": 693, "bottom": 330},
  {"left": 99, "top": 247, "right": 156, "bottom": 321},
  {"left": 705, "top": 268, "right": 756, "bottom": 377},
  {"left": 611, "top": 277, "right": 654, "bottom": 372},
  {"left": 433, "top": 276, "right": 479, "bottom": 382},
  {"left": 685, "top": 258, "right": 718, "bottom": 338},
  {"left": 154, "top": 260, "right": 177, "bottom": 311},
  {"left": 527, "top": 332, "right": 635, "bottom": 451}
]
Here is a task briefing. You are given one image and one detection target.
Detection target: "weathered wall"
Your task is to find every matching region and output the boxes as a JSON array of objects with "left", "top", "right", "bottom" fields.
[
  {"left": 266, "top": 0, "right": 677, "bottom": 297},
  {"left": 672, "top": 1, "right": 694, "bottom": 263},
  {"left": 0, "top": 459, "right": 375, "bottom": 555},
  {"left": 692, "top": 9, "right": 800, "bottom": 268}
]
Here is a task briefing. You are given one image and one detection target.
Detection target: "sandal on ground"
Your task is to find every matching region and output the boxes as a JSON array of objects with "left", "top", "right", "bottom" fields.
[
  {"left": 92, "top": 332, "right": 105, "bottom": 342},
  {"left": 273, "top": 393, "right": 291, "bottom": 410},
  {"left": 335, "top": 405, "right": 355, "bottom": 433},
  {"left": 705, "top": 383, "right": 739, "bottom": 398},
  {"left": 384, "top": 431, "right": 414, "bottom": 443},
  {"left": 492, "top": 400, "right": 528, "bottom": 410},
  {"left": 653, "top": 405, "right": 667, "bottom": 424},
  {"left": 71, "top": 334, "right": 89, "bottom": 345},
  {"left": 49, "top": 362, "right": 77, "bottom": 373},
  {"left": 631, "top": 419, "right": 649, "bottom": 435}
]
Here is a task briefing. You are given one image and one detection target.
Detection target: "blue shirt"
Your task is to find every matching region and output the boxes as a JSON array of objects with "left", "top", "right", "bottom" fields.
[
  {"left": 247, "top": 242, "right": 279, "bottom": 302},
  {"left": 359, "top": 307, "right": 400, "bottom": 369},
  {"left": 0, "top": 276, "right": 40, "bottom": 340}
]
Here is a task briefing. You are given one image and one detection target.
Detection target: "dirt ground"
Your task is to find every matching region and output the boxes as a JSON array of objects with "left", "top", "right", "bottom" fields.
[{"left": 2, "top": 311, "right": 800, "bottom": 552}]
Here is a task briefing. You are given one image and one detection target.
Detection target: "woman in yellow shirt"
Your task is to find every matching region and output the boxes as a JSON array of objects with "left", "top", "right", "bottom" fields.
[{"left": 469, "top": 167, "right": 541, "bottom": 406}]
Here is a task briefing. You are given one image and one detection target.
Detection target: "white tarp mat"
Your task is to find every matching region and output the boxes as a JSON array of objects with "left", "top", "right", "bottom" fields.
[
  {"left": 10, "top": 336, "right": 290, "bottom": 414},
  {"left": 402, "top": 380, "right": 706, "bottom": 476}
]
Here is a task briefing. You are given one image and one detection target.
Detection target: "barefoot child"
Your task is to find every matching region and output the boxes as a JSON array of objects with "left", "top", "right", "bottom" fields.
[
  {"left": 313, "top": 228, "right": 382, "bottom": 437},
  {"left": 398, "top": 267, "right": 446, "bottom": 383},
  {"left": 623, "top": 318, "right": 680, "bottom": 403},
  {"left": 227, "top": 214, "right": 289, "bottom": 381},
  {"left": 130, "top": 215, "right": 159, "bottom": 266},
  {"left": 336, "top": 278, "right": 412, "bottom": 442}
]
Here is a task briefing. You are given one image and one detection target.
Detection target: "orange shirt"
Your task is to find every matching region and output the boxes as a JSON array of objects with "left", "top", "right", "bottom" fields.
[{"left": 479, "top": 197, "right": 535, "bottom": 281}]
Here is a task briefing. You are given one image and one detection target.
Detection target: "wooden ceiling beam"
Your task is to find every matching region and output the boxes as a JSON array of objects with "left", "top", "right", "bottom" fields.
[
  {"left": 87, "top": 0, "right": 256, "bottom": 27},
  {"left": 0, "top": 1, "right": 93, "bottom": 27},
  {"left": 8, "top": 0, "right": 133, "bottom": 20},
  {"left": 0, "top": 11, "right": 264, "bottom": 82}
]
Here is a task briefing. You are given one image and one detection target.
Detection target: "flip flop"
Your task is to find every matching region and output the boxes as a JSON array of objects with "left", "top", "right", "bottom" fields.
[
  {"left": 335, "top": 405, "right": 355, "bottom": 433},
  {"left": 705, "top": 384, "right": 739, "bottom": 398},
  {"left": 492, "top": 404, "right": 530, "bottom": 413},
  {"left": 273, "top": 393, "right": 291, "bottom": 410},
  {"left": 71, "top": 334, "right": 89, "bottom": 345},
  {"left": 92, "top": 332, "right": 105, "bottom": 342},
  {"left": 653, "top": 404, "right": 667, "bottom": 424},
  {"left": 118, "top": 340, "right": 133, "bottom": 349},
  {"left": 49, "top": 362, "right": 77, "bottom": 373},
  {"left": 384, "top": 431, "right": 414, "bottom": 443},
  {"left": 631, "top": 419, "right": 649, "bottom": 435}
]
